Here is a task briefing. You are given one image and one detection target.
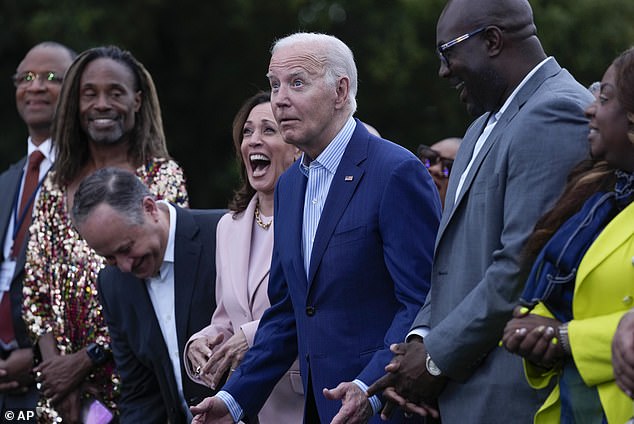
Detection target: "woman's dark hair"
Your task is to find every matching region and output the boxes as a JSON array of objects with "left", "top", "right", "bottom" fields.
[
  {"left": 227, "top": 91, "right": 272, "bottom": 214},
  {"left": 521, "top": 159, "right": 616, "bottom": 272}
]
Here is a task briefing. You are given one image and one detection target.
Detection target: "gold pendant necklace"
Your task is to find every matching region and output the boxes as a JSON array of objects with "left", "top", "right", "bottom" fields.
[{"left": 254, "top": 202, "right": 272, "bottom": 230}]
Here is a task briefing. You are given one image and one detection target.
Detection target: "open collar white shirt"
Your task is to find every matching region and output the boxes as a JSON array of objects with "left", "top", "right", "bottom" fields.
[
  {"left": 453, "top": 56, "right": 552, "bottom": 204},
  {"left": 145, "top": 201, "right": 190, "bottom": 418}
]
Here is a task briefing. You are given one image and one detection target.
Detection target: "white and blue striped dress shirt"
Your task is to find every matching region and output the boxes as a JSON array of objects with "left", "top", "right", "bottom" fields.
[{"left": 300, "top": 116, "right": 355, "bottom": 276}]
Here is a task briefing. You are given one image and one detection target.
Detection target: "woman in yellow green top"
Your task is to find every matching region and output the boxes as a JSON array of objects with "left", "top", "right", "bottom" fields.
[{"left": 502, "top": 47, "right": 634, "bottom": 424}]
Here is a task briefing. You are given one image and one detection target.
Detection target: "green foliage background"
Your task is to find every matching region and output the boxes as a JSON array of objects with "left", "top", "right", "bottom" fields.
[{"left": 1, "top": 0, "right": 633, "bottom": 208}]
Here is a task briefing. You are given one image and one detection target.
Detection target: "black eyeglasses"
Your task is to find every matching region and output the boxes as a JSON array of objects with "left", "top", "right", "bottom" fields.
[
  {"left": 12, "top": 71, "right": 63, "bottom": 88},
  {"left": 436, "top": 27, "right": 487, "bottom": 67},
  {"left": 417, "top": 145, "right": 454, "bottom": 178}
]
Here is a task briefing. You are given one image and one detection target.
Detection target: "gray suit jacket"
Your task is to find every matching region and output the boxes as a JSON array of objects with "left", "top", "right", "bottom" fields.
[
  {"left": 412, "top": 58, "right": 593, "bottom": 423},
  {"left": 0, "top": 156, "right": 39, "bottom": 412}
]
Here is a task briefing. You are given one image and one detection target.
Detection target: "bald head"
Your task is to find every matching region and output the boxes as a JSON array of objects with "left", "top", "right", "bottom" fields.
[
  {"left": 436, "top": 0, "right": 546, "bottom": 115},
  {"left": 15, "top": 41, "right": 75, "bottom": 144},
  {"left": 440, "top": 0, "right": 536, "bottom": 37}
]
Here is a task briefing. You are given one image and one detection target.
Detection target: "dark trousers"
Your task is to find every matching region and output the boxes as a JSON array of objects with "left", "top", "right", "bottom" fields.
[{"left": 304, "top": 374, "right": 322, "bottom": 424}]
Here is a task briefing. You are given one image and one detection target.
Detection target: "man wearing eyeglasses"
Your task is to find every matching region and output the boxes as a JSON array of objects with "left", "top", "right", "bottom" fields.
[
  {"left": 368, "top": 0, "right": 593, "bottom": 422},
  {"left": 417, "top": 138, "right": 461, "bottom": 208},
  {"left": 0, "top": 42, "right": 75, "bottom": 417}
]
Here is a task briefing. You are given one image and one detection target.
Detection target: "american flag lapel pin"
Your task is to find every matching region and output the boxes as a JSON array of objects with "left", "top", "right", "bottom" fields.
[{"left": 344, "top": 175, "right": 353, "bottom": 181}]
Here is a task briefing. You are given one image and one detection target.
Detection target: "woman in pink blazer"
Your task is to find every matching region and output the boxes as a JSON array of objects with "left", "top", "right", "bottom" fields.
[{"left": 184, "top": 91, "right": 303, "bottom": 423}]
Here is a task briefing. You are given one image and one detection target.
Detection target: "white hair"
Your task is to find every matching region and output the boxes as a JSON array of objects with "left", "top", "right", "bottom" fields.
[{"left": 271, "top": 32, "right": 358, "bottom": 114}]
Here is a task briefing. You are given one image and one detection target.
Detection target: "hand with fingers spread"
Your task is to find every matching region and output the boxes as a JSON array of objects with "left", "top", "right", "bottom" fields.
[
  {"left": 324, "top": 382, "right": 373, "bottom": 424},
  {"left": 502, "top": 305, "right": 566, "bottom": 368},
  {"left": 612, "top": 310, "right": 634, "bottom": 398}
]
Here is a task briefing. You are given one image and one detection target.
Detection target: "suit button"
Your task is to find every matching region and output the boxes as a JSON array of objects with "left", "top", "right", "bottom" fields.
[
  {"left": 306, "top": 306, "right": 316, "bottom": 316},
  {"left": 623, "top": 296, "right": 633, "bottom": 306}
]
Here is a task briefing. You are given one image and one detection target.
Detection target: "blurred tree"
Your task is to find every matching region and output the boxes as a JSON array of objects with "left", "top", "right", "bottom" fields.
[{"left": 1, "top": 0, "right": 632, "bottom": 207}]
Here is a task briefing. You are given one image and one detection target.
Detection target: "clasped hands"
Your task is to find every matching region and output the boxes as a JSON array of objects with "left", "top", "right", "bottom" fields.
[
  {"left": 0, "top": 347, "right": 34, "bottom": 394},
  {"left": 366, "top": 339, "right": 444, "bottom": 420},
  {"left": 501, "top": 305, "right": 566, "bottom": 368},
  {"left": 187, "top": 331, "right": 249, "bottom": 389}
]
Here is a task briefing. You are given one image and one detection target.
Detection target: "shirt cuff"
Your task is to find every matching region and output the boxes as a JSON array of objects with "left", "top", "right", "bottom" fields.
[
  {"left": 215, "top": 390, "right": 244, "bottom": 423},
  {"left": 407, "top": 326, "right": 429, "bottom": 341},
  {"left": 353, "top": 379, "right": 382, "bottom": 415}
]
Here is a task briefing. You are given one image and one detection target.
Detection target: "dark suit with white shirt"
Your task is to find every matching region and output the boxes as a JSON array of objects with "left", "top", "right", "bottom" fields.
[{"left": 98, "top": 206, "right": 223, "bottom": 424}]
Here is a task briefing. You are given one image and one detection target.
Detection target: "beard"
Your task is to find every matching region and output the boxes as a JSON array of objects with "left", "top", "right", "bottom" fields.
[
  {"left": 465, "top": 67, "right": 506, "bottom": 117},
  {"left": 86, "top": 124, "right": 130, "bottom": 145}
]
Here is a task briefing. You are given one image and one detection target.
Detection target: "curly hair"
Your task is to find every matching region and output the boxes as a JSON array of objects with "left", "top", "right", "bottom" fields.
[
  {"left": 52, "top": 45, "right": 170, "bottom": 186},
  {"left": 227, "top": 91, "right": 272, "bottom": 214}
]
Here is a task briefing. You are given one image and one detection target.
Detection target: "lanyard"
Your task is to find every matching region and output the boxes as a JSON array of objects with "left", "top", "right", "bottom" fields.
[{"left": 11, "top": 168, "right": 48, "bottom": 244}]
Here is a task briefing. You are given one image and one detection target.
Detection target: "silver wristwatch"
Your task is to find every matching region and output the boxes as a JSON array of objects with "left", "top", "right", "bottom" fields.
[{"left": 425, "top": 352, "right": 442, "bottom": 376}]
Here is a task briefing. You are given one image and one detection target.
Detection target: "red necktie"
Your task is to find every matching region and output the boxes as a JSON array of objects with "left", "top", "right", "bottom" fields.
[
  {"left": 0, "top": 150, "right": 45, "bottom": 344},
  {"left": 10, "top": 150, "right": 45, "bottom": 259}
]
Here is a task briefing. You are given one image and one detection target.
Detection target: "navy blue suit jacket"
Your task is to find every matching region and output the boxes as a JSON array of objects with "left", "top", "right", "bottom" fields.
[
  {"left": 98, "top": 206, "right": 222, "bottom": 424},
  {"left": 224, "top": 120, "right": 441, "bottom": 422}
]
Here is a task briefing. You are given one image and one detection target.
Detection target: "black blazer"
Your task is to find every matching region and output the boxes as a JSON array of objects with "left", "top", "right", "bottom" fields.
[{"left": 98, "top": 206, "right": 224, "bottom": 424}]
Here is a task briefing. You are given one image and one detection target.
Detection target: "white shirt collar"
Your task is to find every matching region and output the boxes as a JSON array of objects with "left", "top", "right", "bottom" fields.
[
  {"left": 300, "top": 116, "right": 356, "bottom": 176},
  {"left": 27, "top": 137, "right": 55, "bottom": 163},
  {"left": 157, "top": 200, "right": 175, "bottom": 280}
]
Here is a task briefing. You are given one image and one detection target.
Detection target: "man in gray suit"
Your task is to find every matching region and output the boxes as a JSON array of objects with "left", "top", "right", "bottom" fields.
[
  {"left": 0, "top": 42, "right": 74, "bottom": 415},
  {"left": 368, "top": 0, "right": 593, "bottom": 422}
]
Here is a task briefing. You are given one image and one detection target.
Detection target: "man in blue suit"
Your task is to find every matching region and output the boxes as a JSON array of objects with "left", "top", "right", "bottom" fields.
[{"left": 190, "top": 32, "right": 441, "bottom": 423}]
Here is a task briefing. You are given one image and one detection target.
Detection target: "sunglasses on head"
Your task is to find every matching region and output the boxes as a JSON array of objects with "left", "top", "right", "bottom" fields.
[{"left": 417, "top": 145, "right": 454, "bottom": 178}]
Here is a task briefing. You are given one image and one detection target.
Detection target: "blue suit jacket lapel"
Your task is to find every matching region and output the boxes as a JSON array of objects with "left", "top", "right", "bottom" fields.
[
  {"left": 307, "top": 126, "right": 366, "bottom": 287},
  {"left": 284, "top": 163, "right": 309, "bottom": 288}
]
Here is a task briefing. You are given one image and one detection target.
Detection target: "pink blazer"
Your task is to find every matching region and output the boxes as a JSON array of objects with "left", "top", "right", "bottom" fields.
[{"left": 185, "top": 195, "right": 303, "bottom": 423}]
